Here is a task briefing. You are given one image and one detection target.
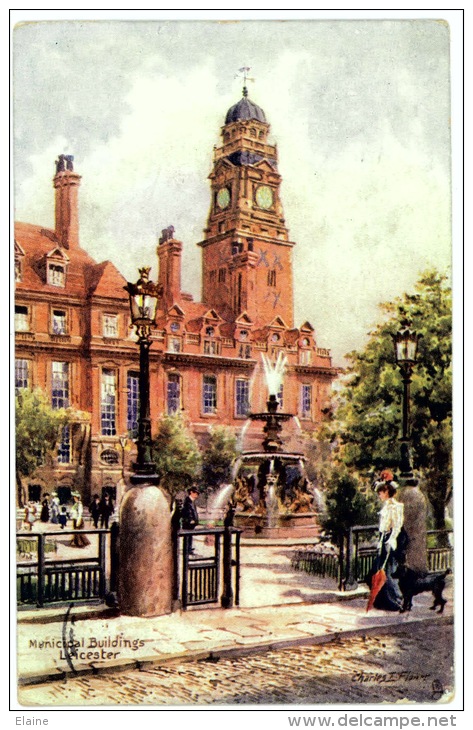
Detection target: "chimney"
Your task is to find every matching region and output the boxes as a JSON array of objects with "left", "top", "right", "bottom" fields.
[
  {"left": 53, "top": 155, "right": 81, "bottom": 249},
  {"left": 157, "top": 226, "right": 182, "bottom": 309}
]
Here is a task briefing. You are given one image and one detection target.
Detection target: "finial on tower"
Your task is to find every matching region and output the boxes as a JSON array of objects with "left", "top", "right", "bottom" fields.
[{"left": 235, "top": 66, "right": 254, "bottom": 96}]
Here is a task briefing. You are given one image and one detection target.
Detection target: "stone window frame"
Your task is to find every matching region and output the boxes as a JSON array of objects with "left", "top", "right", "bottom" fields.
[
  {"left": 47, "top": 262, "right": 66, "bottom": 287},
  {"left": 15, "top": 304, "right": 30, "bottom": 332},
  {"left": 101, "top": 368, "right": 117, "bottom": 437},
  {"left": 126, "top": 371, "right": 140, "bottom": 438},
  {"left": 51, "top": 360, "right": 71, "bottom": 463},
  {"left": 235, "top": 377, "right": 250, "bottom": 418},
  {"left": 167, "top": 372, "right": 182, "bottom": 415},
  {"left": 15, "top": 358, "right": 30, "bottom": 391},
  {"left": 202, "top": 374, "right": 217, "bottom": 415},
  {"left": 51, "top": 307, "right": 68, "bottom": 335}
]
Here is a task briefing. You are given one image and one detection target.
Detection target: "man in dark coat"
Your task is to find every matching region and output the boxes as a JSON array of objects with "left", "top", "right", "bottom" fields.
[
  {"left": 99, "top": 493, "right": 115, "bottom": 529},
  {"left": 181, "top": 487, "right": 200, "bottom": 554},
  {"left": 89, "top": 494, "right": 101, "bottom": 528}
]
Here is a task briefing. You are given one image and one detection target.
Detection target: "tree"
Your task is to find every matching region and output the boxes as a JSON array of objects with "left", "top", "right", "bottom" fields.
[
  {"left": 201, "top": 425, "right": 240, "bottom": 497},
  {"left": 15, "top": 388, "right": 74, "bottom": 507},
  {"left": 320, "top": 468, "right": 377, "bottom": 546},
  {"left": 151, "top": 413, "right": 202, "bottom": 501},
  {"left": 329, "top": 270, "right": 452, "bottom": 531}
]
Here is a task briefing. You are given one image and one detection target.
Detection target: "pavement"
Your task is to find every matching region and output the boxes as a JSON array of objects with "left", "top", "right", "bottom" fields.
[{"left": 16, "top": 533, "right": 454, "bottom": 687}]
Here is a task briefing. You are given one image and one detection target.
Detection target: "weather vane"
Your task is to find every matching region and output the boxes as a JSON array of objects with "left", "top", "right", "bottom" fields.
[{"left": 235, "top": 66, "right": 255, "bottom": 95}]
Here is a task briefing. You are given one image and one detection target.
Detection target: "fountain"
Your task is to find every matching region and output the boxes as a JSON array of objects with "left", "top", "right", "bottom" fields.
[{"left": 229, "top": 352, "right": 322, "bottom": 539}]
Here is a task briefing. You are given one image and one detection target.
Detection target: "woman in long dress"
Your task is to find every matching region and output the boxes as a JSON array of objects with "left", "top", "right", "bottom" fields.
[
  {"left": 70, "top": 494, "right": 91, "bottom": 548},
  {"left": 369, "top": 477, "right": 407, "bottom": 611}
]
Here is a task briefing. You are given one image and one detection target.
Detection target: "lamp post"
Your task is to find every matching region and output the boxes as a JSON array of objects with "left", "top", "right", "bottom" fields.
[
  {"left": 392, "top": 318, "right": 420, "bottom": 482},
  {"left": 392, "top": 317, "right": 428, "bottom": 574},
  {"left": 124, "top": 267, "right": 162, "bottom": 483},
  {"left": 118, "top": 268, "right": 173, "bottom": 617}
]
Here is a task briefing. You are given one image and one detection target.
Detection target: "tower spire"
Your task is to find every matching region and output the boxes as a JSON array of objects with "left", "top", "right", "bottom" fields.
[{"left": 235, "top": 66, "right": 254, "bottom": 96}]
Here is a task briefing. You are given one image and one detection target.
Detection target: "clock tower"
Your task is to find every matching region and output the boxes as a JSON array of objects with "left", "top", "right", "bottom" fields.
[{"left": 198, "top": 87, "right": 295, "bottom": 327}]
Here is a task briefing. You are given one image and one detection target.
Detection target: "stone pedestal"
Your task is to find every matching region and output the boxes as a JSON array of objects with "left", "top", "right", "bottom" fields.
[
  {"left": 398, "top": 483, "right": 429, "bottom": 574},
  {"left": 118, "top": 484, "right": 173, "bottom": 617}
]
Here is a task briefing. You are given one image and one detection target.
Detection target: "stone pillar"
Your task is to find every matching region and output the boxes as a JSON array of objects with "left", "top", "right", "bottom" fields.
[
  {"left": 398, "top": 482, "right": 429, "bottom": 575},
  {"left": 118, "top": 484, "right": 173, "bottom": 617}
]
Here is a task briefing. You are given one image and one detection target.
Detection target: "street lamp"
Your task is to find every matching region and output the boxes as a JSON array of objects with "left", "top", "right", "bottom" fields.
[
  {"left": 124, "top": 267, "right": 162, "bottom": 484},
  {"left": 392, "top": 318, "right": 421, "bottom": 482},
  {"left": 119, "top": 267, "right": 172, "bottom": 617}
]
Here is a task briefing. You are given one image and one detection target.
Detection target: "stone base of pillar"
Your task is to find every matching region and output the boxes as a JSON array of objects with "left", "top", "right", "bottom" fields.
[
  {"left": 398, "top": 483, "right": 429, "bottom": 575},
  {"left": 118, "top": 484, "right": 173, "bottom": 617}
]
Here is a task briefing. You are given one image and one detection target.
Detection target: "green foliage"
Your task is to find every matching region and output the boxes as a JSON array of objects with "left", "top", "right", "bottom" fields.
[
  {"left": 329, "top": 269, "right": 452, "bottom": 529},
  {"left": 201, "top": 425, "right": 240, "bottom": 496},
  {"left": 151, "top": 413, "right": 202, "bottom": 499},
  {"left": 16, "top": 388, "right": 71, "bottom": 476},
  {"left": 320, "top": 468, "right": 377, "bottom": 540},
  {"left": 15, "top": 388, "right": 75, "bottom": 505}
]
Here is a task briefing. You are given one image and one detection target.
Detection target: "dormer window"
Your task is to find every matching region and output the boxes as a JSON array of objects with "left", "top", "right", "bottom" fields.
[
  {"left": 15, "top": 258, "right": 22, "bottom": 283},
  {"left": 48, "top": 263, "right": 65, "bottom": 287},
  {"left": 103, "top": 314, "right": 118, "bottom": 338},
  {"left": 170, "top": 322, "right": 180, "bottom": 333}
]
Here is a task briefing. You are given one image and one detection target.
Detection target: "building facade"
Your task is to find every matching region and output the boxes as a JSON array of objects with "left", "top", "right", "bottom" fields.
[{"left": 14, "top": 90, "right": 338, "bottom": 506}]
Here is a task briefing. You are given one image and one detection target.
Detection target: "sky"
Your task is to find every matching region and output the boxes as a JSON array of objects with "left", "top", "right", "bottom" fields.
[{"left": 12, "top": 13, "right": 456, "bottom": 366}]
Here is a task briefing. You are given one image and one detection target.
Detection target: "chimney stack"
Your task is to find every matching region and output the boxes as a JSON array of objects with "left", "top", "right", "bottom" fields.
[
  {"left": 157, "top": 226, "right": 183, "bottom": 310},
  {"left": 53, "top": 154, "right": 81, "bottom": 249}
]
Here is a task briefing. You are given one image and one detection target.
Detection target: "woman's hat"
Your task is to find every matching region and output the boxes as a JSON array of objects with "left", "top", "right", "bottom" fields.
[{"left": 380, "top": 469, "right": 394, "bottom": 482}]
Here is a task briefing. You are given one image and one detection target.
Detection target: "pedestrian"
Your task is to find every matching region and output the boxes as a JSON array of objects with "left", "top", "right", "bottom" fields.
[
  {"left": 89, "top": 493, "right": 101, "bottom": 528},
  {"left": 58, "top": 505, "right": 68, "bottom": 529},
  {"left": 99, "top": 493, "right": 115, "bottom": 529},
  {"left": 40, "top": 493, "right": 50, "bottom": 523},
  {"left": 367, "top": 474, "right": 408, "bottom": 611},
  {"left": 181, "top": 486, "right": 200, "bottom": 555},
  {"left": 50, "top": 493, "right": 60, "bottom": 524},
  {"left": 70, "top": 493, "right": 91, "bottom": 547},
  {"left": 23, "top": 501, "right": 37, "bottom": 531}
]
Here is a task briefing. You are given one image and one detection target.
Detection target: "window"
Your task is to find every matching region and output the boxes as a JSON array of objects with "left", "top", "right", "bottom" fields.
[
  {"left": 48, "top": 263, "right": 65, "bottom": 287},
  {"left": 52, "top": 309, "right": 67, "bottom": 335},
  {"left": 167, "top": 373, "right": 181, "bottom": 415},
  {"left": 300, "top": 350, "right": 311, "bottom": 365},
  {"left": 168, "top": 337, "right": 181, "bottom": 352},
  {"left": 301, "top": 384, "right": 312, "bottom": 419},
  {"left": 52, "top": 361, "right": 69, "bottom": 409},
  {"left": 209, "top": 270, "right": 217, "bottom": 284},
  {"left": 204, "top": 339, "right": 220, "bottom": 355},
  {"left": 203, "top": 375, "right": 217, "bottom": 414},
  {"left": 103, "top": 314, "right": 118, "bottom": 338},
  {"left": 218, "top": 268, "right": 226, "bottom": 283},
  {"left": 15, "top": 258, "right": 22, "bottom": 282},
  {"left": 100, "top": 449, "right": 120, "bottom": 465},
  {"left": 52, "top": 361, "right": 70, "bottom": 463},
  {"left": 127, "top": 372, "right": 139, "bottom": 438},
  {"left": 235, "top": 378, "right": 250, "bottom": 417},
  {"left": 170, "top": 322, "right": 180, "bottom": 333},
  {"left": 267, "top": 270, "right": 277, "bottom": 287},
  {"left": 238, "top": 344, "right": 252, "bottom": 359},
  {"left": 15, "top": 305, "right": 29, "bottom": 331},
  {"left": 15, "top": 359, "right": 29, "bottom": 390},
  {"left": 101, "top": 369, "right": 117, "bottom": 436}
]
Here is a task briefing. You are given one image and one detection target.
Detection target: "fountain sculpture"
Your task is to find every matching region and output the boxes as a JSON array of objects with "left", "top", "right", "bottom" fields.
[{"left": 228, "top": 352, "right": 322, "bottom": 539}]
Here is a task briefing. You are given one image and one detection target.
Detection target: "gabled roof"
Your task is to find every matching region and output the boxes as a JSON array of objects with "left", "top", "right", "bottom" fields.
[
  {"left": 87, "top": 260, "right": 128, "bottom": 299},
  {"left": 269, "top": 315, "right": 289, "bottom": 330},
  {"left": 299, "top": 320, "right": 315, "bottom": 332}
]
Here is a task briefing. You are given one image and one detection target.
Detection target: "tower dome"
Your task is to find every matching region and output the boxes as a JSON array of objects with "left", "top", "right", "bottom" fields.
[{"left": 225, "top": 87, "right": 267, "bottom": 124}]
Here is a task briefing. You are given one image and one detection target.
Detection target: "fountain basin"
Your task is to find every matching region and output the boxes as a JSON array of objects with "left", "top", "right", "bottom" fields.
[{"left": 234, "top": 510, "right": 320, "bottom": 539}]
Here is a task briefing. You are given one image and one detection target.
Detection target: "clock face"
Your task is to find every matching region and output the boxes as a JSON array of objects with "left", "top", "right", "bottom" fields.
[
  {"left": 216, "top": 187, "right": 230, "bottom": 209},
  {"left": 255, "top": 185, "right": 273, "bottom": 209}
]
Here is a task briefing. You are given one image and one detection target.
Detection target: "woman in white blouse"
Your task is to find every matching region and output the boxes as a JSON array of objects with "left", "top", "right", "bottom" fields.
[{"left": 370, "top": 477, "right": 407, "bottom": 611}]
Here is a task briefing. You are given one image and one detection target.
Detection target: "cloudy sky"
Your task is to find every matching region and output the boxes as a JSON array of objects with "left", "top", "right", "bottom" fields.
[{"left": 13, "top": 13, "right": 456, "bottom": 366}]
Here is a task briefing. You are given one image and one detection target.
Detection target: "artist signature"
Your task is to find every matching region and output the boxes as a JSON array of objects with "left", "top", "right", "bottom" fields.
[{"left": 352, "top": 671, "right": 431, "bottom": 684}]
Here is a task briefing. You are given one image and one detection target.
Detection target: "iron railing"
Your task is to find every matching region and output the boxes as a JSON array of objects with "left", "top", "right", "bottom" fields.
[{"left": 16, "top": 530, "right": 108, "bottom": 608}]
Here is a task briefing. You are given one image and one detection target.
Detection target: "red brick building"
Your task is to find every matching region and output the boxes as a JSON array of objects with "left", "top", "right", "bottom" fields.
[{"left": 14, "top": 90, "right": 338, "bottom": 505}]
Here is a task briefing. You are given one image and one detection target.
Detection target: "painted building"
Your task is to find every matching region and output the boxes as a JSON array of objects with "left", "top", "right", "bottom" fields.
[{"left": 14, "top": 89, "right": 338, "bottom": 505}]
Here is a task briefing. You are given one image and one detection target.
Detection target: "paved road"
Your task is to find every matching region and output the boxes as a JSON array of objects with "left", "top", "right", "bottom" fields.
[{"left": 19, "top": 619, "right": 453, "bottom": 707}]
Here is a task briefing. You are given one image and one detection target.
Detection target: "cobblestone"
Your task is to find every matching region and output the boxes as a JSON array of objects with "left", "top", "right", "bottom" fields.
[{"left": 19, "top": 618, "right": 453, "bottom": 707}]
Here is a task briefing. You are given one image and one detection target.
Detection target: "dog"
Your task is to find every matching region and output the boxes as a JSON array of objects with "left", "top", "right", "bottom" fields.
[{"left": 393, "top": 564, "right": 451, "bottom": 614}]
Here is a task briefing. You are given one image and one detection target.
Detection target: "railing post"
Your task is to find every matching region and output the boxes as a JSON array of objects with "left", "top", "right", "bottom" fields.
[
  {"left": 98, "top": 531, "right": 107, "bottom": 598},
  {"left": 171, "top": 500, "right": 182, "bottom": 607},
  {"left": 338, "top": 533, "right": 344, "bottom": 591},
  {"left": 220, "top": 526, "right": 233, "bottom": 608},
  {"left": 109, "top": 521, "right": 119, "bottom": 593},
  {"left": 343, "top": 526, "right": 358, "bottom": 591},
  {"left": 234, "top": 529, "right": 241, "bottom": 606},
  {"left": 181, "top": 535, "right": 190, "bottom": 610},
  {"left": 37, "top": 533, "right": 45, "bottom": 607}
]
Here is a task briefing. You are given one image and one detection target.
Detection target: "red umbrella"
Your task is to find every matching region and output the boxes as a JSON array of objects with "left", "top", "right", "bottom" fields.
[{"left": 366, "top": 551, "right": 390, "bottom": 612}]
